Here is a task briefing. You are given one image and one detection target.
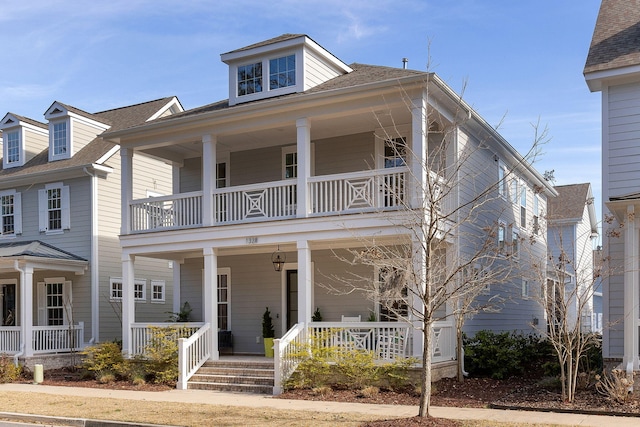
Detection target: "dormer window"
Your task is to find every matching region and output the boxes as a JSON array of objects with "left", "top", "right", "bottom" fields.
[
  {"left": 5, "top": 130, "right": 21, "bottom": 165},
  {"left": 237, "top": 62, "right": 263, "bottom": 96},
  {"left": 269, "top": 55, "right": 296, "bottom": 90},
  {"left": 50, "top": 120, "right": 70, "bottom": 160}
]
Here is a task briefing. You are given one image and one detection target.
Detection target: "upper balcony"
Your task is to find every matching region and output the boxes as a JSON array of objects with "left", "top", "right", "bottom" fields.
[{"left": 128, "top": 166, "right": 410, "bottom": 233}]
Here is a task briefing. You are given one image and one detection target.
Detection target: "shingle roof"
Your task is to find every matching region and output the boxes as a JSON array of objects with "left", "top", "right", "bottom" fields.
[
  {"left": 0, "top": 97, "right": 178, "bottom": 178},
  {"left": 164, "top": 63, "right": 426, "bottom": 120},
  {"left": 0, "top": 240, "right": 86, "bottom": 261},
  {"left": 584, "top": 0, "right": 640, "bottom": 74},
  {"left": 224, "top": 34, "right": 305, "bottom": 55},
  {"left": 4, "top": 113, "right": 48, "bottom": 130},
  {"left": 547, "top": 183, "right": 592, "bottom": 221}
]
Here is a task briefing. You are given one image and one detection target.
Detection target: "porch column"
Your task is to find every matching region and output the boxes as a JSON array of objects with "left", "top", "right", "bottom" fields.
[
  {"left": 173, "top": 262, "right": 181, "bottom": 315},
  {"left": 297, "top": 240, "right": 312, "bottom": 324},
  {"left": 411, "top": 237, "right": 426, "bottom": 359},
  {"left": 121, "top": 254, "right": 135, "bottom": 356},
  {"left": 18, "top": 264, "right": 34, "bottom": 357},
  {"left": 411, "top": 90, "right": 427, "bottom": 210},
  {"left": 203, "top": 247, "right": 219, "bottom": 360},
  {"left": 623, "top": 204, "right": 640, "bottom": 370},
  {"left": 120, "top": 148, "right": 133, "bottom": 235},
  {"left": 296, "top": 118, "right": 311, "bottom": 218},
  {"left": 202, "top": 134, "right": 217, "bottom": 227}
]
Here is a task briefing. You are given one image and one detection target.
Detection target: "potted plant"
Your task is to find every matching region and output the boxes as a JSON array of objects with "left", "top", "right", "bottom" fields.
[{"left": 262, "top": 307, "right": 275, "bottom": 357}]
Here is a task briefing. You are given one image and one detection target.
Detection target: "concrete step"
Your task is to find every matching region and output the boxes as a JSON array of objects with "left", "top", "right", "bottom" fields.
[
  {"left": 187, "top": 358, "right": 275, "bottom": 394},
  {"left": 196, "top": 366, "right": 274, "bottom": 377},
  {"left": 187, "top": 381, "right": 273, "bottom": 394},
  {"left": 190, "top": 373, "right": 274, "bottom": 386}
]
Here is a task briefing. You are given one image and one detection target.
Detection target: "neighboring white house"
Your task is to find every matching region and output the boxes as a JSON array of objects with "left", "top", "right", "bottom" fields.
[
  {"left": 546, "top": 183, "right": 599, "bottom": 333},
  {"left": 0, "top": 97, "right": 182, "bottom": 367},
  {"left": 103, "top": 34, "right": 555, "bottom": 387},
  {"left": 584, "top": 0, "right": 640, "bottom": 376}
]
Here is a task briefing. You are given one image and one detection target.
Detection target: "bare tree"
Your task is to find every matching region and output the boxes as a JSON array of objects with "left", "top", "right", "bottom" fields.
[
  {"left": 324, "top": 75, "right": 550, "bottom": 417},
  {"left": 524, "top": 203, "right": 607, "bottom": 403}
]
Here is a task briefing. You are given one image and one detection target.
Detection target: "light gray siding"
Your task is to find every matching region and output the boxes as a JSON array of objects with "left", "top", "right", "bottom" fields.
[
  {"left": 303, "top": 48, "right": 343, "bottom": 90},
  {"left": 314, "top": 133, "right": 373, "bottom": 175}
]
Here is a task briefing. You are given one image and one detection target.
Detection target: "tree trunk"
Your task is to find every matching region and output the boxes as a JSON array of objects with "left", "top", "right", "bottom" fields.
[
  {"left": 457, "top": 326, "right": 464, "bottom": 383},
  {"left": 418, "top": 321, "right": 432, "bottom": 417}
]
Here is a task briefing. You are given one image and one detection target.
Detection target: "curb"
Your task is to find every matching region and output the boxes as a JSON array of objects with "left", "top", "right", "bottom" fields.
[
  {"left": 0, "top": 411, "right": 180, "bottom": 427},
  {"left": 489, "top": 403, "right": 640, "bottom": 418}
]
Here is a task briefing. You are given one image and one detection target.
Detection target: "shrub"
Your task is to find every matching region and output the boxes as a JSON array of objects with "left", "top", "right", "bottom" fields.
[
  {"left": 358, "top": 385, "right": 380, "bottom": 398},
  {"left": 81, "top": 342, "right": 125, "bottom": 380},
  {"left": 0, "top": 355, "right": 21, "bottom": 383},
  {"left": 142, "top": 326, "right": 189, "bottom": 385},
  {"left": 596, "top": 369, "right": 632, "bottom": 403}
]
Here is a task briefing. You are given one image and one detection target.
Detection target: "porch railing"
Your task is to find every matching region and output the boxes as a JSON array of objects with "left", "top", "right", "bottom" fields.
[
  {"left": 273, "top": 322, "right": 308, "bottom": 395},
  {"left": 130, "top": 191, "right": 203, "bottom": 232},
  {"left": 177, "top": 323, "right": 211, "bottom": 390},
  {"left": 213, "top": 180, "right": 296, "bottom": 224},
  {"left": 130, "top": 322, "right": 204, "bottom": 356},
  {"left": 0, "top": 327, "right": 21, "bottom": 354},
  {"left": 431, "top": 321, "right": 455, "bottom": 363},
  {"left": 309, "top": 168, "right": 408, "bottom": 215},
  {"left": 32, "top": 322, "right": 84, "bottom": 354}
]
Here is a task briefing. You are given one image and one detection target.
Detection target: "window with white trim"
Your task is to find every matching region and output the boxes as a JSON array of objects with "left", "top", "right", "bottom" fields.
[
  {"left": 38, "top": 183, "right": 70, "bottom": 233},
  {"left": 520, "top": 185, "right": 527, "bottom": 228},
  {"left": 37, "top": 278, "right": 71, "bottom": 326},
  {"left": 512, "top": 228, "right": 519, "bottom": 258},
  {"left": 151, "top": 280, "right": 165, "bottom": 303},
  {"left": 522, "top": 279, "right": 530, "bottom": 298},
  {"left": 0, "top": 190, "right": 21, "bottom": 237},
  {"left": 498, "top": 221, "right": 506, "bottom": 254},
  {"left": 533, "top": 195, "right": 540, "bottom": 235},
  {"left": 510, "top": 179, "right": 518, "bottom": 205},
  {"left": 218, "top": 269, "right": 231, "bottom": 330},
  {"left": 109, "top": 278, "right": 146, "bottom": 302},
  {"left": 49, "top": 120, "right": 71, "bottom": 161},
  {"left": 5, "top": 130, "right": 20, "bottom": 166},
  {"left": 237, "top": 62, "right": 263, "bottom": 96},
  {"left": 269, "top": 55, "right": 296, "bottom": 90},
  {"left": 498, "top": 162, "right": 507, "bottom": 197}
]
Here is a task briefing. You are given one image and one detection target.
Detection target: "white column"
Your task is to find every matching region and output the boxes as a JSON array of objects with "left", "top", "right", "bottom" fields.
[
  {"left": 297, "top": 240, "right": 312, "bottom": 324},
  {"left": 121, "top": 254, "right": 135, "bottom": 357},
  {"left": 202, "top": 134, "right": 217, "bottom": 227},
  {"left": 172, "top": 261, "right": 181, "bottom": 315},
  {"left": 203, "top": 247, "right": 219, "bottom": 360},
  {"left": 120, "top": 148, "right": 133, "bottom": 235},
  {"left": 18, "top": 264, "right": 34, "bottom": 357},
  {"left": 411, "top": 238, "right": 426, "bottom": 358},
  {"left": 624, "top": 204, "right": 640, "bottom": 370},
  {"left": 296, "top": 118, "right": 310, "bottom": 218},
  {"left": 411, "top": 91, "right": 428, "bottom": 210}
]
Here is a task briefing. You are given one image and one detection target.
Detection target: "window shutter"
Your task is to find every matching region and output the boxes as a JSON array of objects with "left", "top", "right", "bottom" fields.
[
  {"left": 61, "top": 185, "right": 70, "bottom": 230},
  {"left": 63, "top": 281, "right": 72, "bottom": 326},
  {"left": 38, "top": 189, "right": 47, "bottom": 232},
  {"left": 37, "top": 282, "right": 46, "bottom": 326},
  {"left": 13, "top": 192, "right": 22, "bottom": 235}
]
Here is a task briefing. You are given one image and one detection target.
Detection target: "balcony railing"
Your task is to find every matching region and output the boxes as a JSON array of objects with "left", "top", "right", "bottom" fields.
[{"left": 128, "top": 168, "right": 410, "bottom": 233}]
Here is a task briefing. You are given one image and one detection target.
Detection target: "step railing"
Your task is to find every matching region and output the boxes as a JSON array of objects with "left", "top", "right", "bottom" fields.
[
  {"left": 177, "top": 323, "right": 212, "bottom": 390},
  {"left": 273, "top": 322, "right": 307, "bottom": 395}
]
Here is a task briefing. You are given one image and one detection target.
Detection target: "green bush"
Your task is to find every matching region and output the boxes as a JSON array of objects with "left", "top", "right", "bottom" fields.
[
  {"left": 81, "top": 341, "right": 125, "bottom": 379},
  {"left": 142, "top": 327, "right": 185, "bottom": 384},
  {"left": 464, "top": 330, "right": 551, "bottom": 379}
]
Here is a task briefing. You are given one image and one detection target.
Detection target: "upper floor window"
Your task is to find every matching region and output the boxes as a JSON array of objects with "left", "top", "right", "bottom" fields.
[
  {"left": 282, "top": 146, "right": 298, "bottom": 179},
  {"left": 498, "top": 163, "right": 507, "bottom": 197},
  {"left": 498, "top": 221, "right": 506, "bottom": 254},
  {"left": 5, "top": 131, "right": 20, "bottom": 166},
  {"left": 237, "top": 62, "right": 263, "bottom": 96},
  {"left": 269, "top": 55, "right": 296, "bottom": 90},
  {"left": 384, "top": 137, "right": 408, "bottom": 168},
  {"left": 151, "top": 280, "right": 165, "bottom": 303},
  {"left": 0, "top": 190, "right": 21, "bottom": 237},
  {"left": 533, "top": 195, "right": 540, "bottom": 235},
  {"left": 510, "top": 179, "right": 518, "bottom": 205},
  {"left": 38, "top": 182, "right": 70, "bottom": 234},
  {"left": 49, "top": 120, "right": 70, "bottom": 161},
  {"left": 520, "top": 186, "right": 527, "bottom": 228}
]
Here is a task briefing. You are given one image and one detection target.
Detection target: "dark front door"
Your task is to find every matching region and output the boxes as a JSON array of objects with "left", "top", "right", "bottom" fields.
[{"left": 286, "top": 270, "right": 298, "bottom": 330}]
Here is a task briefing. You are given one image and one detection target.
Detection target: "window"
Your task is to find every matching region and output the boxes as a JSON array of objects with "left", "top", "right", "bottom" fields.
[
  {"left": 216, "top": 162, "right": 227, "bottom": 189},
  {"left": 522, "top": 279, "right": 530, "bottom": 298},
  {"left": 498, "top": 163, "right": 507, "bottom": 197},
  {"left": 37, "top": 278, "right": 71, "bottom": 326},
  {"left": 512, "top": 229, "right": 519, "bottom": 258},
  {"left": 38, "top": 183, "right": 70, "bottom": 233},
  {"left": 0, "top": 190, "right": 21, "bottom": 237},
  {"left": 377, "top": 266, "right": 408, "bottom": 322},
  {"left": 109, "top": 278, "right": 146, "bottom": 302},
  {"left": 384, "top": 137, "right": 408, "bottom": 168},
  {"left": 151, "top": 280, "right": 165, "bottom": 303},
  {"left": 237, "top": 62, "right": 262, "bottom": 96},
  {"left": 218, "top": 269, "right": 231, "bottom": 330},
  {"left": 283, "top": 147, "right": 297, "bottom": 179},
  {"left": 510, "top": 179, "right": 518, "bottom": 205},
  {"left": 134, "top": 281, "right": 146, "bottom": 302},
  {"left": 5, "top": 131, "right": 20, "bottom": 165},
  {"left": 533, "top": 196, "right": 540, "bottom": 235},
  {"left": 269, "top": 55, "right": 296, "bottom": 90},
  {"left": 520, "top": 186, "right": 527, "bottom": 228},
  {"left": 498, "top": 222, "right": 506, "bottom": 254}
]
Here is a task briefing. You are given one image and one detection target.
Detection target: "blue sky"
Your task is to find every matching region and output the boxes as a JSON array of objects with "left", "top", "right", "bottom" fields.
[{"left": 0, "top": 1, "right": 603, "bottom": 224}]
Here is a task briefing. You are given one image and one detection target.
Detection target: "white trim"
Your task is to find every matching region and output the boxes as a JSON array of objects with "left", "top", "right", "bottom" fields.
[
  {"left": 0, "top": 189, "right": 21, "bottom": 237},
  {"left": 96, "top": 144, "right": 121, "bottom": 165},
  {"left": 48, "top": 119, "right": 71, "bottom": 161},
  {"left": 110, "top": 277, "right": 146, "bottom": 302},
  {"left": 146, "top": 97, "right": 184, "bottom": 121},
  {"left": 3, "top": 128, "right": 25, "bottom": 169},
  {"left": 150, "top": 279, "right": 166, "bottom": 303},
  {"left": 217, "top": 268, "right": 231, "bottom": 330}
]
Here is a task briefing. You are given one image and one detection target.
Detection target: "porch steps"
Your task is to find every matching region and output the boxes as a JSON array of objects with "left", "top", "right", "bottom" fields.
[{"left": 187, "top": 359, "right": 275, "bottom": 394}]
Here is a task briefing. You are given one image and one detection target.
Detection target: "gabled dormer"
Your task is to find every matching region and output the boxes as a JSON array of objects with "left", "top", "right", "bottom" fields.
[
  {"left": 44, "top": 102, "right": 111, "bottom": 162},
  {"left": 221, "top": 34, "right": 352, "bottom": 106},
  {"left": 0, "top": 113, "right": 48, "bottom": 169}
]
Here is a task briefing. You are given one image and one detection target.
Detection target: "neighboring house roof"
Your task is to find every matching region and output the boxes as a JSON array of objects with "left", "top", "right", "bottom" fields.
[
  {"left": 548, "top": 183, "right": 598, "bottom": 234},
  {"left": 584, "top": 0, "right": 640, "bottom": 74},
  {"left": 0, "top": 97, "right": 180, "bottom": 182},
  {"left": 0, "top": 240, "right": 86, "bottom": 261}
]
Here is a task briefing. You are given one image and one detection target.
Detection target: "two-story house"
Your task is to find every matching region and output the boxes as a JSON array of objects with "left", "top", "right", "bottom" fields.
[
  {"left": 546, "top": 183, "right": 599, "bottom": 333},
  {"left": 584, "top": 0, "right": 640, "bottom": 379},
  {"left": 103, "top": 34, "right": 555, "bottom": 391},
  {"left": 0, "top": 97, "right": 182, "bottom": 367}
]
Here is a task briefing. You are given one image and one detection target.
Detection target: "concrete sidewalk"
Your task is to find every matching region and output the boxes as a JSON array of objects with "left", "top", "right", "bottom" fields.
[{"left": 0, "top": 383, "right": 638, "bottom": 427}]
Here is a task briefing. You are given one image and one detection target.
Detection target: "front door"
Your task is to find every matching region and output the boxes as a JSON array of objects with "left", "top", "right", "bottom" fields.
[
  {"left": 286, "top": 269, "right": 298, "bottom": 330},
  {"left": 0, "top": 282, "right": 15, "bottom": 326}
]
